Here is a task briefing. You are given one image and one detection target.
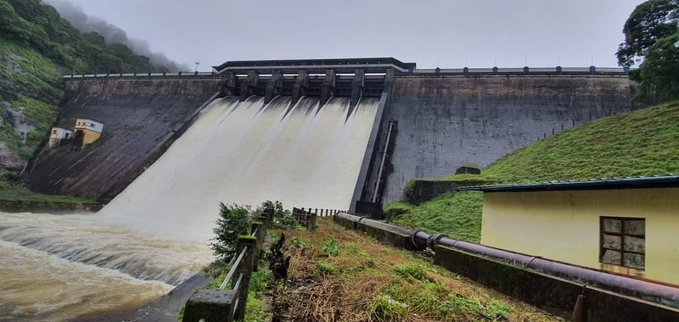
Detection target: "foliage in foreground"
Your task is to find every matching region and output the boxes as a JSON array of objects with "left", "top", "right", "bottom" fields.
[
  {"left": 261, "top": 200, "right": 297, "bottom": 228},
  {"left": 275, "top": 219, "right": 556, "bottom": 321},
  {"left": 210, "top": 202, "right": 252, "bottom": 262},
  {"left": 244, "top": 268, "right": 273, "bottom": 322},
  {"left": 211, "top": 200, "right": 297, "bottom": 263}
]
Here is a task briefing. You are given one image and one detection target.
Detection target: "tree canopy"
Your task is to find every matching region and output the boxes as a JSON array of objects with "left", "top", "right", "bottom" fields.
[
  {"left": 637, "top": 32, "right": 679, "bottom": 101},
  {"left": 618, "top": 0, "right": 679, "bottom": 101},
  {"left": 617, "top": 0, "right": 679, "bottom": 67},
  {"left": 0, "top": 0, "right": 173, "bottom": 74}
]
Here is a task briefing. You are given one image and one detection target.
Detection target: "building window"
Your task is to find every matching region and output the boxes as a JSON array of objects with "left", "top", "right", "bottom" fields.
[{"left": 600, "top": 217, "right": 645, "bottom": 270}]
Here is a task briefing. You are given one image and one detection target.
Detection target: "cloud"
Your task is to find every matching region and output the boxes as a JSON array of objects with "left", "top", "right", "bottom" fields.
[{"left": 44, "top": 0, "right": 189, "bottom": 71}]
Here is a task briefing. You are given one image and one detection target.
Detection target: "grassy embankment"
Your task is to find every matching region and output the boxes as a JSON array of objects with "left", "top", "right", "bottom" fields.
[
  {"left": 269, "top": 218, "right": 556, "bottom": 321},
  {"left": 0, "top": 173, "right": 99, "bottom": 211},
  {"left": 201, "top": 219, "right": 558, "bottom": 321},
  {"left": 388, "top": 101, "right": 679, "bottom": 242}
]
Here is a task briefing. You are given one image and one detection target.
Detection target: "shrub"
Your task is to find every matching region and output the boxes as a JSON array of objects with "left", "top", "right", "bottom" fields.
[
  {"left": 210, "top": 202, "right": 252, "bottom": 262},
  {"left": 261, "top": 200, "right": 297, "bottom": 228},
  {"left": 321, "top": 237, "right": 341, "bottom": 256}
]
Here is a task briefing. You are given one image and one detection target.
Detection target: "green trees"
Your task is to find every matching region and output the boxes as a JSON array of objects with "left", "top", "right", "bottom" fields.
[
  {"left": 617, "top": 0, "right": 679, "bottom": 101},
  {"left": 638, "top": 33, "right": 679, "bottom": 101},
  {"left": 210, "top": 203, "right": 252, "bottom": 262},
  {"left": 0, "top": 0, "right": 173, "bottom": 74},
  {"left": 617, "top": 0, "right": 679, "bottom": 67}
]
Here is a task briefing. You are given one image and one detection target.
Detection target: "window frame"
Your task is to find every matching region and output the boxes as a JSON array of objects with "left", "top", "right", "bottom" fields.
[{"left": 599, "top": 216, "right": 646, "bottom": 270}]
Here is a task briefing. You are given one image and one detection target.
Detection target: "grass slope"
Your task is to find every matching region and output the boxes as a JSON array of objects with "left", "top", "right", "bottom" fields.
[
  {"left": 275, "top": 218, "right": 556, "bottom": 321},
  {"left": 484, "top": 101, "right": 679, "bottom": 182},
  {"left": 388, "top": 101, "right": 679, "bottom": 242},
  {"left": 0, "top": 174, "right": 99, "bottom": 211},
  {"left": 389, "top": 191, "right": 483, "bottom": 243}
]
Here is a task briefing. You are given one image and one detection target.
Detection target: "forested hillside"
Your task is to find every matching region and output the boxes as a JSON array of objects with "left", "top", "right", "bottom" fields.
[{"left": 0, "top": 0, "right": 177, "bottom": 171}]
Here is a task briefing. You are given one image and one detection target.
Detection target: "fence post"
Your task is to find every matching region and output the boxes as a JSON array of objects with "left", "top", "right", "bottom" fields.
[
  {"left": 251, "top": 221, "right": 264, "bottom": 271},
  {"left": 310, "top": 212, "right": 317, "bottom": 231},
  {"left": 233, "top": 236, "right": 257, "bottom": 321},
  {"left": 263, "top": 208, "right": 274, "bottom": 228}
]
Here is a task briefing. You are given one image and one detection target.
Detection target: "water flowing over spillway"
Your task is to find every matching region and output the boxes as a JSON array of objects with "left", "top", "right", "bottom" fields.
[
  {"left": 99, "top": 96, "right": 380, "bottom": 241},
  {"left": 0, "top": 95, "right": 379, "bottom": 320}
]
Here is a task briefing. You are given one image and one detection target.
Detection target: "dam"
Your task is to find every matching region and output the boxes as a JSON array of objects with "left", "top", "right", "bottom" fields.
[
  {"left": 28, "top": 58, "right": 635, "bottom": 210},
  {"left": 3, "top": 58, "right": 636, "bottom": 320}
]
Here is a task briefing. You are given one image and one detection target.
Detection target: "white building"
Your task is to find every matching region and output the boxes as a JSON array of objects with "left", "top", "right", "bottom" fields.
[{"left": 48, "top": 127, "right": 72, "bottom": 149}]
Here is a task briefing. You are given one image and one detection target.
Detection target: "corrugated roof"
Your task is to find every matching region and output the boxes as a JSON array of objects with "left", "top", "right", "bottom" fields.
[{"left": 458, "top": 175, "right": 679, "bottom": 193}]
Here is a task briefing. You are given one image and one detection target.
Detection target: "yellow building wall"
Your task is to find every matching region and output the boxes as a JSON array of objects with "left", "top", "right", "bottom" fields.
[
  {"left": 481, "top": 188, "right": 679, "bottom": 285},
  {"left": 81, "top": 129, "right": 101, "bottom": 145}
]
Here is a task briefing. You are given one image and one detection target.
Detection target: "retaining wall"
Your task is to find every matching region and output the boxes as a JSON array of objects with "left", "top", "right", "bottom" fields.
[
  {"left": 374, "top": 74, "right": 636, "bottom": 205},
  {"left": 435, "top": 245, "right": 679, "bottom": 321},
  {"left": 26, "top": 76, "right": 222, "bottom": 200}
]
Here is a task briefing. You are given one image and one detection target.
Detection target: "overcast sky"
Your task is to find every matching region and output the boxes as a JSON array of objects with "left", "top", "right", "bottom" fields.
[{"left": 60, "top": 0, "right": 644, "bottom": 71}]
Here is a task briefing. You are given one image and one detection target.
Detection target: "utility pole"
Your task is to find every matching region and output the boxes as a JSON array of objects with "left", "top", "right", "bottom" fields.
[{"left": 194, "top": 61, "right": 200, "bottom": 73}]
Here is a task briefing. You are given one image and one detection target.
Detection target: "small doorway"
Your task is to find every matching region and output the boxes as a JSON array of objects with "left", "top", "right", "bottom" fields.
[{"left": 72, "top": 130, "right": 84, "bottom": 150}]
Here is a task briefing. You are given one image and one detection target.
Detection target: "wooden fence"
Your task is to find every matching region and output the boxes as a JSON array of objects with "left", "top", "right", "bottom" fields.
[
  {"left": 292, "top": 207, "right": 347, "bottom": 230},
  {"left": 182, "top": 209, "right": 273, "bottom": 322}
]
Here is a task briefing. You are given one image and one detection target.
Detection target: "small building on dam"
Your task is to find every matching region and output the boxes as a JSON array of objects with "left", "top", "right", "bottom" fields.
[
  {"left": 28, "top": 57, "right": 636, "bottom": 210},
  {"left": 73, "top": 118, "right": 104, "bottom": 150},
  {"left": 473, "top": 176, "right": 679, "bottom": 286}
]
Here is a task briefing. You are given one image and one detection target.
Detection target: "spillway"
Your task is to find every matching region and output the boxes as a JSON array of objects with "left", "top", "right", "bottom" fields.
[
  {"left": 0, "top": 94, "right": 379, "bottom": 320},
  {"left": 99, "top": 95, "right": 380, "bottom": 241}
]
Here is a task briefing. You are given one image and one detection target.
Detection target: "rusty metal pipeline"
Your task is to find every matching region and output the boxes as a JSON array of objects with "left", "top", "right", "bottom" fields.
[{"left": 339, "top": 213, "right": 679, "bottom": 308}]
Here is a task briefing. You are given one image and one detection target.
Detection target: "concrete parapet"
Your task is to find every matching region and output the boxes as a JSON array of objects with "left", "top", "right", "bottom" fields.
[
  {"left": 63, "top": 76, "right": 223, "bottom": 98},
  {"left": 183, "top": 289, "right": 235, "bottom": 322},
  {"left": 434, "top": 245, "right": 679, "bottom": 321}
]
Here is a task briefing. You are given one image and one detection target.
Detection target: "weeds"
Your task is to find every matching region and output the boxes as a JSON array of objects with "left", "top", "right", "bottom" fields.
[
  {"left": 393, "top": 264, "right": 428, "bottom": 282},
  {"left": 278, "top": 218, "right": 556, "bottom": 321},
  {"left": 370, "top": 294, "right": 408, "bottom": 321},
  {"left": 321, "top": 237, "right": 341, "bottom": 256},
  {"left": 317, "top": 261, "right": 337, "bottom": 275}
]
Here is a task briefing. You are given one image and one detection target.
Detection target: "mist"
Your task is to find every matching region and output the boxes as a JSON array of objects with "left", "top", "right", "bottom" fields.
[{"left": 44, "top": 0, "right": 190, "bottom": 72}]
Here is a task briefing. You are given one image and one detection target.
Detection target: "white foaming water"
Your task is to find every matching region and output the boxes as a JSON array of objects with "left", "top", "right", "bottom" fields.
[
  {"left": 0, "top": 211, "right": 213, "bottom": 321},
  {"left": 0, "top": 95, "right": 378, "bottom": 320},
  {"left": 99, "top": 96, "right": 379, "bottom": 241},
  {"left": 0, "top": 212, "right": 212, "bottom": 285}
]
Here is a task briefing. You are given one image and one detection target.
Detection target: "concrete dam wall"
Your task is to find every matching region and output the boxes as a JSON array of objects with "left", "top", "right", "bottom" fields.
[
  {"left": 26, "top": 59, "right": 636, "bottom": 210},
  {"left": 26, "top": 76, "right": 222, "bottom": 200},
  {"left": 369, "top": 74, "right": 636, "bottom": 205}
]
